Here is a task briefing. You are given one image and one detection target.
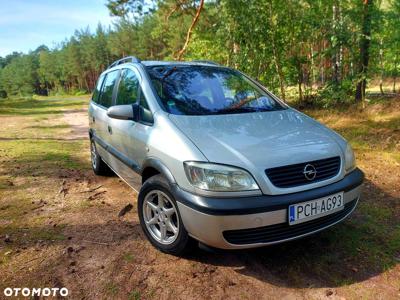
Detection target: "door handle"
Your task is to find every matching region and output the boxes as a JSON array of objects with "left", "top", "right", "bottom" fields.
[
  {"left": 92, "top": 116, "right": 95, "bottom": 123},
  {"left": 108, "top": 125, "right": 112, "bottom": 134}
]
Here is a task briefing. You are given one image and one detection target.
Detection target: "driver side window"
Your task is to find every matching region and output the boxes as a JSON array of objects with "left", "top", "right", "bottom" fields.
[{"left": 116, "top": 69, "right": 139, "bottom": 105}]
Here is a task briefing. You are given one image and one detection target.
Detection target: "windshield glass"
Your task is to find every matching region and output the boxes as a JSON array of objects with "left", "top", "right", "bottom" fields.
[{"left": 146, "top": 65, "right": 286, "bottom": 115}]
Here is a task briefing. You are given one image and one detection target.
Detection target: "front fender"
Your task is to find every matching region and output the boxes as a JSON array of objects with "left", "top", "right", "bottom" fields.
[{"left": 141, "top": 158, "right": 177, "bottom": 184}]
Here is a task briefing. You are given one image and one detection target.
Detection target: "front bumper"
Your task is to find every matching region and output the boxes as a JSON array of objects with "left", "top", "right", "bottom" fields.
[{"left": 173, "top": 168, "right": 364, "bottom": 249}]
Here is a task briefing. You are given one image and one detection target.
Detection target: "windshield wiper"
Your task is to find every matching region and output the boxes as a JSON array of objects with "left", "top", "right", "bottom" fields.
[
  {"left": 161, "top": 66, "right": 177, "bottom": 81},
  {"left": 213, "top": 107, "right": 261, "bottom": 114}
]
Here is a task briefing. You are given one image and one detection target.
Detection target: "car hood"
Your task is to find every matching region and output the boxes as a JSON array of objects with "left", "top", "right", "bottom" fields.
[{"left": 168, "top": 109, "right": 345, "bottom": 171}]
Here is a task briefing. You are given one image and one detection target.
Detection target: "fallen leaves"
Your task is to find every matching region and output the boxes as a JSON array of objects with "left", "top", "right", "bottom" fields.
[
  {"left": 31, "top": 199, "right": 47, "bottom": 211},
  {"left": 80, "top": 185, "right": 103, "bottom": 193},
  {"left": 87, "top": 190, "right": 107, "bottom": 201},
  {"left": 4, "top": 234, "right": 12, "bottom": 243},
  {"left": 58, "top": 179, "right": 68, "bottom": 198},
  {"left": 118, "top": 204, "right": 133, "bottom": 218},
  {"left": 326, "top": 289, "right": 334, "bottom": 296}
]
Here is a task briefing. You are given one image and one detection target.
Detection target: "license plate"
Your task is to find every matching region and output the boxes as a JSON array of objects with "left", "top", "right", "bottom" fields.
[{"left": 288, "top": 192, "right": 344, "bottom": 225}]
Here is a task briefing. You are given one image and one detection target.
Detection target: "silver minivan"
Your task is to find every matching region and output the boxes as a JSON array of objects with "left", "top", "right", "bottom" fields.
[{"left": 88, "top": 56, "right": 364, "bottom": 255}]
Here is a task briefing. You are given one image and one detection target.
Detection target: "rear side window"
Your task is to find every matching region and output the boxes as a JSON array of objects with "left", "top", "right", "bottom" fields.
[
  {"left": 116, "top": 69, "right": 139, "bottom": 105},
  {"left": 92, "top": 74, "right": 104, "bottom": 103},
  {"left": 99, "top": 70, "right": 119, "bottom": 108}
]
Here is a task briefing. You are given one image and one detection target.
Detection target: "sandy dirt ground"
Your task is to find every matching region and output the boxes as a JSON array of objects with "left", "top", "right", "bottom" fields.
[
  {"left": 63, "top": 110, "right": 89, "bottom": 140},
  {"left": 1, "top": 99, "right": 399, "bottom": 300}
]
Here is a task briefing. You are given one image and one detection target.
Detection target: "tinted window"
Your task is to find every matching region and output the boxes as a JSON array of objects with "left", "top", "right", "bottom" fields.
[
  {"left": 99, "top": 71, "right": 119, "bottom": 108},
  {"left": 138, "top": 88, "right": 153, "bottom": 124},
  {"left": 116, "top": 69, "right": 139, "bottom": 105},
  {"left": 147, "top": 66, "right": 286, "bottom": 115},
  {"left": 92, "top": 74, "right": 104, "bottom": 103}
]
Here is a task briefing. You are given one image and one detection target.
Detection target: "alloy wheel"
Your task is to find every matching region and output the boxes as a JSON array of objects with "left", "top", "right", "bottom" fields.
[{"left": 143, "top": 190, "right": 180, "bottom": 245}]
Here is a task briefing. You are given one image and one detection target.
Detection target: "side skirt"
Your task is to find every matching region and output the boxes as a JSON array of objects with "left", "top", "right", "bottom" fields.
[{"left": 94, "top": 139, "right": 142, "bottom": 192}]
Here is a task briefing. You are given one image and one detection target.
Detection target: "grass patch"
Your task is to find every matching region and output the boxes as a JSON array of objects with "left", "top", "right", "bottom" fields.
[
  {"left": 305, "top": 102, "right": 400, "bottom": 158},
  {"left": 128, "top": 290, "right": 141, "bottom": 300},
  {"left": 0, "top": 97, "right": 88, "bottom": 115},
  {"left": 104, "top": 282, "right": 119, "bottom": 296},
  {"left": 1, "top": 139, "right": 89, "bottom": 175},
  {"left": 122, "top": 252, "right": 135, "bottom": 263}
]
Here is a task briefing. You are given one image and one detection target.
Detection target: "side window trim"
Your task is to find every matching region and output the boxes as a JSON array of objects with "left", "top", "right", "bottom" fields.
[
  {"left": 138, "top": 87, "right": 154, "bottom": 126},
  {"left": 114, "top": 69, "right": 125, "bottom": 105},
  {"left": 126, "top": 66, "right": 143, "bottom": 103},
  {"left": 111, "top": 69, "right": 121, "bottom": 107}
]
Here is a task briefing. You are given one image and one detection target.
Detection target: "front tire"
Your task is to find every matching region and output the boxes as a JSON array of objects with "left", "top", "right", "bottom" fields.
[{"left": 138, "top": 175, "right": 195, "bottom": 255}]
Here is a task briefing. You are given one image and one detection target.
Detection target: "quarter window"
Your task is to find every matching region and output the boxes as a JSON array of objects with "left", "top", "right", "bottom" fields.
[
  {"left": 99, "top": 70, "right": 119, "bottom": 108},
  {"left": 116, "top": 69, "right": 139, "bottom": 105}
]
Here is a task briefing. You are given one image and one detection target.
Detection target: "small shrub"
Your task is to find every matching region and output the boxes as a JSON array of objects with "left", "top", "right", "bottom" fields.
[{"left": 316, "top": 80, "right": 356, "bottom": 108}]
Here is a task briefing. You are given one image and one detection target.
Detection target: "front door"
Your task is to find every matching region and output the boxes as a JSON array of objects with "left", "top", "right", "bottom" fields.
[{"left": 108, "top": 68, "right": 154, "bottom": 182}]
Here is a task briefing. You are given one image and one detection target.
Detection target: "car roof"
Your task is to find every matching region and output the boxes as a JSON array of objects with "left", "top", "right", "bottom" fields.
[{"left": 140, "top": 60, "right": 220, "bottom": 67}]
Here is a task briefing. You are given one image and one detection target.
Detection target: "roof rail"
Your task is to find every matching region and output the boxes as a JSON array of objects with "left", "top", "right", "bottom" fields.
[
  {"left": 108, "top": 56, "right": 141, "bottom": 69},
  {"left": 191, "top": 60, "right": 220, "bottom": 66}
]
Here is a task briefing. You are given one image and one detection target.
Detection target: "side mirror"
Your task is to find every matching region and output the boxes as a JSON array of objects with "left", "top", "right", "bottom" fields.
[{"left": 107, "top": 104, "right": 139, "bottom": 121}]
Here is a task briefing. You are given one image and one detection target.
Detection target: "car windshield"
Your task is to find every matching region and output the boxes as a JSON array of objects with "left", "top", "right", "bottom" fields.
[{"left": 146, "top": 65, "right": 286, "bottom": 115}]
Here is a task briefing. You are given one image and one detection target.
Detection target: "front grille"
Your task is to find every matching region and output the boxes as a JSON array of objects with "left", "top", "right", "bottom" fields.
[
  {"left": 223, "top": 199, "right": 357, "bottom": 245},
  {"left": 265, "top": 156, "right": 341, "bottom": 188}
]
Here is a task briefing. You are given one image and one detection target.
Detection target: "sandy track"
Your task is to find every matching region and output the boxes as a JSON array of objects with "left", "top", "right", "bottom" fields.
[{"left": 63, "top": 109, "right": 89, "bottom": 140}]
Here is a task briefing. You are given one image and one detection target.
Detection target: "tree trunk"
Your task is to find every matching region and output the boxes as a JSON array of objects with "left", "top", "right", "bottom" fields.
[
  {"left": 268, "top": 2, "right": 286, "bottom": 100},
  {"left": 297, "top": 60, "right": 303, "bottom": 102},
  {"left": 272, "top": 42, "right": 286, "bottom": 100},
  {"left": 176, "top": 0, "right": 205, "bottom": 61},
  {"left": 332, "top": 2, "right": 340, "bottom": 84},
  {"left": 339, "top": 4, "right": 344, "bottom": 82},
  {"left": 310, "top": 45, "right": 316, "bottom": 88},
  {"left": 355, "top": 0, "right": 373, "bottom": 102},
  {"left": 379, "top": 38, "right": 384, "bottom": 95},
  {"left": 298, "top": 81, "right": 303, "bottom": 103},
  {"left": 393, "top": 52, "right": 398, "bottom": 93}
]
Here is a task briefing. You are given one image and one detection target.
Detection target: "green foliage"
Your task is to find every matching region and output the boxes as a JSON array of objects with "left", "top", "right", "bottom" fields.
[
  {"left": 1, "top": 54, "right": 39, "bottom": 96},
  {"left": 0, "top": 0, "right": 399, "bottom": 104},
  {"left": 317, "top": 79, "right": 356, "bottom": 108}
]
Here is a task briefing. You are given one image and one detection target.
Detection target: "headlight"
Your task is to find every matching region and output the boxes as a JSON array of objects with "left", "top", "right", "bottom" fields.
[
  {"left": 183, "top": 162, "right": 259, "bottom": 192},
  {"left": 344, "top": 144, "right": 356, "bottom": 173}
]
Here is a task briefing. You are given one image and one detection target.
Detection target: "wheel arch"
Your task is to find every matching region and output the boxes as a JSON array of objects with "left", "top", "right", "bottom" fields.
[
  {"left": 141, "top": 158, "right": 176, "bottom": 185},
  {"left": 89, "top": 128, "right": 94, "bottom": 139}
]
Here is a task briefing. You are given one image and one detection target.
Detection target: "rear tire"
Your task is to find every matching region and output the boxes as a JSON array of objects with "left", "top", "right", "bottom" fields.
[
  {"left": 138, "top": 174, "right": 196, "bottom": 256},
  {"left": 90, "top": 139, "right": 112, "bottom": 176}
]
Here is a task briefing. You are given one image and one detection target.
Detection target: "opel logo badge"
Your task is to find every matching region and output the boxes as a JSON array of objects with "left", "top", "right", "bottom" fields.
[{"left": 303, "top": 164, "right": 317, "bottom": 180}]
